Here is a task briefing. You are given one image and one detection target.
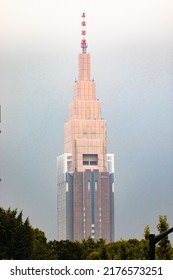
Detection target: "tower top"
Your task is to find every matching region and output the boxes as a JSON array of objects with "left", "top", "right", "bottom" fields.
[{"left": 81, "top": 12, "right": 87, "bottom": 53}]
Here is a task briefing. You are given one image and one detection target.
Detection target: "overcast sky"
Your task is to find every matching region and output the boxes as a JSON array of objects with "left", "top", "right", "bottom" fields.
[{"left": 0, "top": 0, "right": 173, "bottom": 242}]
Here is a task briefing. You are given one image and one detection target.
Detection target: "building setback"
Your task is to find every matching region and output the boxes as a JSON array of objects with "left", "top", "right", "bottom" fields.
[{"left": 57, "top": 13, "right": 115, "bottom": 242}]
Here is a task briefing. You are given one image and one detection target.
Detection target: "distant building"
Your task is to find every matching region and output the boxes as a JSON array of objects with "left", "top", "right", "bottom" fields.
[{"left": 57, "top": 13, "right": 115, "bottom": 242}]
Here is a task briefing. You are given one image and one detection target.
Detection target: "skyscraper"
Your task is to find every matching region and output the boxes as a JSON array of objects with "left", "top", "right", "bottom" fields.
[{"left": 57, "top": 13, "right": 115, "bottom": 242}]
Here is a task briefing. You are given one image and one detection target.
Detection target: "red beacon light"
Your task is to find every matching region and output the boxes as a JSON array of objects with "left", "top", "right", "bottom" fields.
[{"left": 81, "top": 39, "right": 86, "bottom": 45}]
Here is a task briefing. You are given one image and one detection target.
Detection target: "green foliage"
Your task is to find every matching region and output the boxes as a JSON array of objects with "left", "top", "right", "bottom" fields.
[
  {"left": 144, "top": 225, "right": 150, "bottom": 240},
  {"left": 107, "top": 239, "right": 149, "bottom": 260},
  {"left": 86, "top": 251, "right": 101, "bottom": 260},
  {"left": 155, "top": 215, "right": 172, "bottom": 260},
  {"left": 157, "top": 215, "right": 169, "bottom": 232},
  {"left": 140, "top": 239, "right": 150, "bottom": 260},
  {"left": 49, "top": 240, "right": 83, "bottom": 260},
  {"left": 82, "top": 238, "right": 110, "bottom": 260},
  {"left": 0, "top": 208, "right": 172, "bottom": 260},
  {"left": 31, "top": 228, "right": 56, "bottom": 260},
  {"left": 82, "top": 238, "right": 102, "bottom": 259},
  {"left": 0, "top": 207, "right": 33, "bottom": 259}
]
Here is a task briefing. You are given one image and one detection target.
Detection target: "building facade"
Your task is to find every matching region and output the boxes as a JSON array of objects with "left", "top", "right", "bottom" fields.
[{"left": 57, "top": 13, "right": 115, "bottom": 242}]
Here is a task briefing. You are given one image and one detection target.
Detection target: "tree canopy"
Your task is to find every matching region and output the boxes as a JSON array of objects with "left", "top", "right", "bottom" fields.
[{"left": 0, "top": 207, "right": 173, "bottom": 260}]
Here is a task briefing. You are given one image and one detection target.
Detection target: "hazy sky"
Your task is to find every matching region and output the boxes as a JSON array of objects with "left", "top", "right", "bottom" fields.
[{"left": 0, "top": 0, "right": 173, "bottom": 242}]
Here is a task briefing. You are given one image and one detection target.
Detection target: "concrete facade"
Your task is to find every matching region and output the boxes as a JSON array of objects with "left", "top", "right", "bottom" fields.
[
  {"left": 57, "top": 36, "right": 115, "bottom": 242},
  {"left": 64, "top": 52, "right": 107, "bottom": 173}
]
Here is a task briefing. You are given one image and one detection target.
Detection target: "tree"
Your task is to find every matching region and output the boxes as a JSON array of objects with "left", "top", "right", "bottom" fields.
[
  {"left": 0, "top": 207, "right": 33, "bottom": 259},
  {"left": 109, "top": 240, "right": 129, "bottom": 260},
  {"left": 86, "top": 251, "right": 101, "bottom": 260},
  {"left": 1, "top": 207, "right": 172, "bottom": 260},
  {"left": 14, "top": 217, "right": 33, "bottom": 259},
  {"left": 49, "top": 240, "right": 83, "bottom": 260},
  {"left": 156, "top": 215, "right": 172, "bottom": 260},
  {"left": 126, "top": 239, "right": 142, "bottom": 259},
  {"left": 98, "top": 239, "right": 110, "bottom": 260},
  {"left": 144, "top": 225, "right": 150, "bottom": 240},
  {"left": 140, "top": 239, "right": 150, "bottom": 260},
  {"left": 32, "top": 228, "right": 56, "bottom": 260},
  {"left": 81, "top": 237, "right": 98, "bottom": 259}
]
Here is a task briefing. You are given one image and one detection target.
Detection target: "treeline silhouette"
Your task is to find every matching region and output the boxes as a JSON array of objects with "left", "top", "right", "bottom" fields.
[{"left": 0, "top": 207, "right": 172, "bottom": 260}]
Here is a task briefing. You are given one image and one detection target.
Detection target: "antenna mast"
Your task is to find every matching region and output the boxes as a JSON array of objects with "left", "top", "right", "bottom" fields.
[{"left": 81, "top": 12, "right": 87, "bottom": 53}]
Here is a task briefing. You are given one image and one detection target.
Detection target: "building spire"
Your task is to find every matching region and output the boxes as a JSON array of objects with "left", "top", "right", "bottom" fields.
[{"left": 81, "top": 12, "right": 87, "bottom": 53}]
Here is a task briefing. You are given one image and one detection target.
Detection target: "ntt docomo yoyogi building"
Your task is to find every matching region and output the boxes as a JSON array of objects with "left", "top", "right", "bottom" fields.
[{"left": 57, "top": 13, "right": 115, "bottom": 242}]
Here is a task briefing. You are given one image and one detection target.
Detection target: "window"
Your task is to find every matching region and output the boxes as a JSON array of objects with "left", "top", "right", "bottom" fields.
[
  {"left": 90, "top": 161, "right": 97, "bottom": 165},
  {"left": 83, "top": 154, "right": 98, "bottom": 166},
  {"left": 88, "top": 181, "right": 90, "bottom": 191}
]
